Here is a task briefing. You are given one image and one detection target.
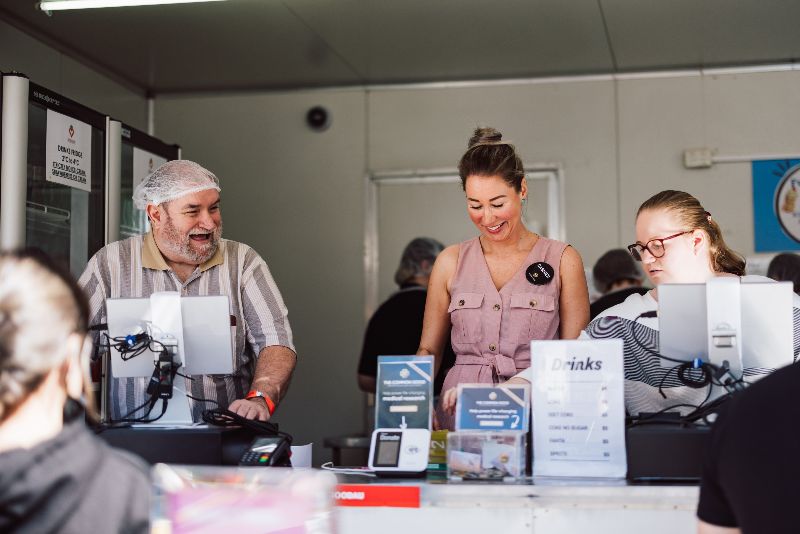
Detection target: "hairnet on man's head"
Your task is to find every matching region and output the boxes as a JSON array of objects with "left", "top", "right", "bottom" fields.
[
  {"left": 132, "top": 160, "right": 221, "bottom": 210},
  {"left": 394, "top": 237, "right": 446, "bottom": 286}
]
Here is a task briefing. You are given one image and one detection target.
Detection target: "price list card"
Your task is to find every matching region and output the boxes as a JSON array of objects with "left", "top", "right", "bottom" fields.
[{"left": 531, "top": 339, "right": 627, "bottom": 478}]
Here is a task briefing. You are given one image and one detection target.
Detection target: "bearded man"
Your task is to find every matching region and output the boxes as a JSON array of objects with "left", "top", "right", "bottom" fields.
[{"left": 79, "top": 160, "right": 295, "bottom": 422}]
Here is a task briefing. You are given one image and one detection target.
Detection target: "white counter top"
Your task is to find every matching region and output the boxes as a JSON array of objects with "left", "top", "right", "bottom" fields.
[{"left": 335, "top": 478, "right": 700, "bottom": 533}]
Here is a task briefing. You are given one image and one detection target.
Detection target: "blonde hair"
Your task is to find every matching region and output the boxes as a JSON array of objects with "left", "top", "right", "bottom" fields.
[
  {"left": 637, "top": 190, "right": 746, "bottom": 276},
  {"left": 0, "top": 251, "right": 92, "bottom": 421}
]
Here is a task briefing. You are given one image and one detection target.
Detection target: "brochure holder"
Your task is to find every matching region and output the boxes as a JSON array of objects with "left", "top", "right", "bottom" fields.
[
  {"left": 375, "top": 355, "right": 433, "bottom": 429},
  {"left": 455, "top": 383, "right": 530, "bottom": 431},
  {"left": 447, "top": 431, "right": 526, "bottom": 481}
]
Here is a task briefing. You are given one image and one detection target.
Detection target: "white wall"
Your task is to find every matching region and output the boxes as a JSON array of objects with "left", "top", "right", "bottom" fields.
[
  {"left": 154, "top": 91, "right": 367, "bottom": 463},
  {"left": 617, "top": 70, "right": 800, "bottom": 255},
  {"left": 368, "top": 80, "right": 619, "bottom": 264},
  {"left": 0, "top": 19, "right": 148, "bottom": 130},
  {"left": 153, "top": 69, "right": 800, "bottom": 464}
]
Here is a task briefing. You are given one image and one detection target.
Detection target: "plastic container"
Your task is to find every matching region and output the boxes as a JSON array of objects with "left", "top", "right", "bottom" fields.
[{"left": 446, "top": 430, "right": 526, "bottom": 481}]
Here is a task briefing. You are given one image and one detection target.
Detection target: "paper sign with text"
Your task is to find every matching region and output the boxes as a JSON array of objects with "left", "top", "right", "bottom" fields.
[
  {"left": 45, "top": 109, "right": 92, "bottom": 192},
  {"left": 375, "top": 355, "right": 433, "bottom": 430},
  {"left": 531, "top": 339, "right": 626, "bottom": 479},
  {"left": 455, "top": 384, "right": 529, "bottom": 431}
]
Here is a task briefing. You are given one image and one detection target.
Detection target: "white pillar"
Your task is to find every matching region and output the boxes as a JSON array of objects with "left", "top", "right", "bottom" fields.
[
  {"left": 105, "top": 118, "right": 122, "bottom": 244},
  {"left": 0, "top": 74, "right": 29, "bottom": 250}
]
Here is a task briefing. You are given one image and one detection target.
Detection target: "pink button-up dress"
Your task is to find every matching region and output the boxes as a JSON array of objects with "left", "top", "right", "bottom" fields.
[{"left": 437, "top": 235, "right": 568, "bottom": 430}]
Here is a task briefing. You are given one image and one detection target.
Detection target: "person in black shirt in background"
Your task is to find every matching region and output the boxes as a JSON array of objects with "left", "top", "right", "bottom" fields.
[
  {"left": 767, "top": 252, "right": 800, "bottom": 294},
  {"left": 697, "top": 361, "right": 800, "bottom": 534},
  {"left": 358, "top": 238, "right": 456, "bottom": 396},
  {"left": 589, "top": 248, "right": 648, "bottom": 320}
]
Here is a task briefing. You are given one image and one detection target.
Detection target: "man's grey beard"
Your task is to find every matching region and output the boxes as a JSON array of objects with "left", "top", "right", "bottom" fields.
[{"left": 161, "top": 213, "right": 222, "bottom": 264}]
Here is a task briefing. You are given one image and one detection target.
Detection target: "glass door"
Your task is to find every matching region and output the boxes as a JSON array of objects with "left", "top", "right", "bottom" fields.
[
  {"left": 119, "top": 125, "right": 180, "bottom": 238},
  {"left": 26, "top": 83, "right": 106, "bottom": 277}
]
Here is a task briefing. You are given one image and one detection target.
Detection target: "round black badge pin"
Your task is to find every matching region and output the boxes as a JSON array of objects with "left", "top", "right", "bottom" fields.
[{"left": 526, "top": 262, "right": 555, "bottom": 285}]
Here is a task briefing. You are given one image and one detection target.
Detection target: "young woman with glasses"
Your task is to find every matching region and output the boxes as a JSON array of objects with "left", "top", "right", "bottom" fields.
[{"left": 509, "top": 189, "right": 800, "bottom": 417}]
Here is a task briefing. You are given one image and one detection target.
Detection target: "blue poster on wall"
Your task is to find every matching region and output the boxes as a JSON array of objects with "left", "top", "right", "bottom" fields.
[{"left": 753, "top": 159, "right": 800, "bottom": 252}]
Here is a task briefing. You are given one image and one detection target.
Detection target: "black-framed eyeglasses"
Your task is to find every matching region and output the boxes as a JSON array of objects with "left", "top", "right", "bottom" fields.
[{"left": 627, "top": 231, "right": 690, "bottom": 261}]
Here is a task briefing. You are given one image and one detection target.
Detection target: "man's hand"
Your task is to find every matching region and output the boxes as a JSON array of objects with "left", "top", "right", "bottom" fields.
[
  {"left": 230, "top": 345, "right": 295, "bottom": 421},
  {"left": 228, "top": 397, "right": 271, "bottom": 421}
]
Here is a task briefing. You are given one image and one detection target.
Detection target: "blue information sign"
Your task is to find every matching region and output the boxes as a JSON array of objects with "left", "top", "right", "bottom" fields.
[
  {"left": 375, "top": 355, "right": 433, "bottom": 429},
  {"left": 455, "top": 385, "right": 530, "bottom": 431},
  {"left": 753, "top": 159, "right": 800, "bottom": 252}
]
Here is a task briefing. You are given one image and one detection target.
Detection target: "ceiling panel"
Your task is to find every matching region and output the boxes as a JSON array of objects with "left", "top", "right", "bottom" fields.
[
  {"left": 602, "top": 0, "right": 800, "bottom": 70},
  {"left": 290, "top": 0, "right": 613, "bottom": 82},
  {"left": 0, "top": 0, "right": 798, "bottom": 94},
  {"left": 0, "top": 0, "right": 365, "bottom": 92},
  {"left": 700, "top": 0, "right": 800, "bottom": 65},
  {"left": 601, "top": 0, "right": 705, "bottom": 69}
]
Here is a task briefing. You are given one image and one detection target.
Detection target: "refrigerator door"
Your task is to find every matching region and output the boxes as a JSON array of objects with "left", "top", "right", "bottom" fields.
[
  {"left": 119, "top": 125, "right": 180, "bottom": 239},
  {"left": 25, "top": 84, "right": 106, "bottom": 277}
]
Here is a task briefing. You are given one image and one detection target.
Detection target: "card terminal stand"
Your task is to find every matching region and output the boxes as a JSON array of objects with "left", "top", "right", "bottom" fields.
[
  {"left": 368, "top": 428, "right": 431, "bottom": 477},
  {"left": 239, "top": 436, "right": 292, "bottom": 467}
]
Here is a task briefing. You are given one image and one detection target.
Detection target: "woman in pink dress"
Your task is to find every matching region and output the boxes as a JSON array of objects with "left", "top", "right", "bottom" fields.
[{"left": 417, "top": 127, "right": 590, "bottom": 430}]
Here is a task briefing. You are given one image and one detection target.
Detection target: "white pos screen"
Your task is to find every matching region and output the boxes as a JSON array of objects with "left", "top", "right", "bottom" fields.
[
  {"left": 368, "top": 428, "right": 430, "bottom": 473},
  {"left": 374, "top": 432, "right": 402, "bottom": 467}
]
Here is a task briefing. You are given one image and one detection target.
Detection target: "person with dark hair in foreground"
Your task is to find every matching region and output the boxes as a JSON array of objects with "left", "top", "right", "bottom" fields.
[
  {"left": 697, "top": 360, "right": 800, "bottom": 534},
  {"left": 0, "top": 251, "right": 149, "bottom": 533}
]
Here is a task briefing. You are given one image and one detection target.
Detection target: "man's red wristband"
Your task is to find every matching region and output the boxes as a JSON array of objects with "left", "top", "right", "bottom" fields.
[{"left": 246, "top": 390, "right": 276, "bottom": 415}]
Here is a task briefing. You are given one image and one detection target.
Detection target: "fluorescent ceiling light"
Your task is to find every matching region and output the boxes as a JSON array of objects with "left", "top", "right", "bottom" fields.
[{"left": 38, "top": 0, "right": 226, "bottom": 11}]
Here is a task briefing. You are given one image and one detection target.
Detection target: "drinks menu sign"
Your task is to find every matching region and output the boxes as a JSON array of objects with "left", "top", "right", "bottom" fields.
[{"left": 530, "top": 339, "right": 627, "bottom": 478}]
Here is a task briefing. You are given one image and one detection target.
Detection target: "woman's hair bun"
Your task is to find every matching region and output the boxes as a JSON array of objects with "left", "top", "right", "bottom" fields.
[
  {"left": 458, "top": 125, "right": 523, "bottom": 191},
  {"left": 468, "top": 127, "right": 503, "bottom": 148}
]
